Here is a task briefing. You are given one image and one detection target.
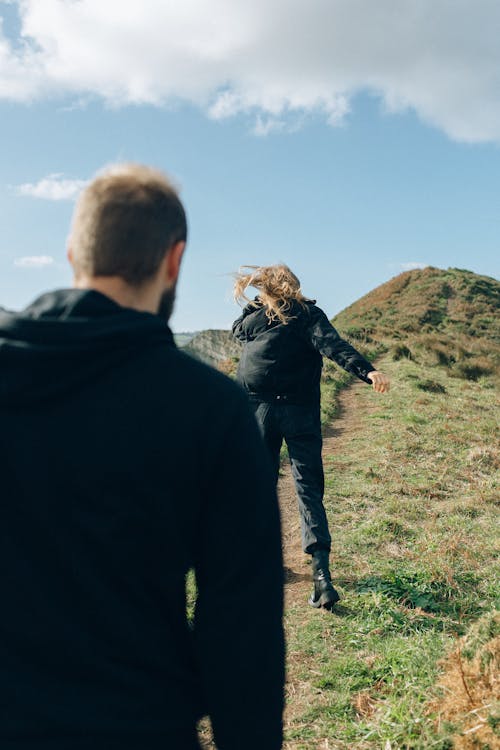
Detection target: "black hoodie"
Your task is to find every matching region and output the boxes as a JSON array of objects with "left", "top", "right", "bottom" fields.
[{"left": 0, "top": 290, "right": 284, "bottom": 750}]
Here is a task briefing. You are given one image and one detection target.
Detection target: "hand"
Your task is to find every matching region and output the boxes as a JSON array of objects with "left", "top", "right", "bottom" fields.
[{"left": 367, "top": 371, "right": 390, "bottom": 394}]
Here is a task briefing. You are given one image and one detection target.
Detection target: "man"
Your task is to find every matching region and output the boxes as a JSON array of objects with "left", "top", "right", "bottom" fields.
[
  {"left": 0, "top": 166, "right": 284, "bottom": 749},
  {"left": 232, "top": 264, "right": 390, "bottom": 610}
]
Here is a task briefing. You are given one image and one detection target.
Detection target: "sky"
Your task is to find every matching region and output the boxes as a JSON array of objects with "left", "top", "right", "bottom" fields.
[{"left": 0, "top": 1, "right": 499, "bottom": 332}]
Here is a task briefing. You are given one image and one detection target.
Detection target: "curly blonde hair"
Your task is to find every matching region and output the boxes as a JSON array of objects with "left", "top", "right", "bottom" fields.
[{"left": 233, "top": 264, "right": 310, "bottom": 324}]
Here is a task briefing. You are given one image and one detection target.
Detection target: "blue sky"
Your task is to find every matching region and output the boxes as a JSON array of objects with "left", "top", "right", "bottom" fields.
[{"left": 1, "top": 1, "right": 499, "bottom": 331}]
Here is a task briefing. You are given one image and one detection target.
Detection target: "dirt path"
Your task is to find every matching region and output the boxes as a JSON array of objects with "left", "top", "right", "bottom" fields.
[{"left": 280, "top": 378, "right": 375, "bottom": 608}]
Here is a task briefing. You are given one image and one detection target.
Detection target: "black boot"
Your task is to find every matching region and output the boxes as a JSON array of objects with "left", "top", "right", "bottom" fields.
[{"left": 308, "top": 549, "right": 340, "bottom": 610}]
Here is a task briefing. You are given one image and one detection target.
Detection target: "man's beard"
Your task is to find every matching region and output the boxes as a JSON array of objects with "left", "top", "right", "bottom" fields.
[{"left": 157, "top": 285, "right": 176, "bottom": 325}]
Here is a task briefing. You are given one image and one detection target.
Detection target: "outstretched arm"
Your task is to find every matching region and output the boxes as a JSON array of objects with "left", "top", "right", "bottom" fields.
[
  {"left": 193, "top": 391, "right": 284, "bottom": 750},
  {"left": 308, "top": 306, "right": 390, "bottom": 392}
]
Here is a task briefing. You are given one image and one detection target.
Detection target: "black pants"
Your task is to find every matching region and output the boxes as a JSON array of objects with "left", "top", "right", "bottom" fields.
[{"left": 252, "top": 400, "right": 331, "bottom": 554}]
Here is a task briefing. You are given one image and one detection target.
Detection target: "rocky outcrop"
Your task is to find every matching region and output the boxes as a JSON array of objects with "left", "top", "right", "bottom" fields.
[{"left": 183, "top": 329, "right": 241, "bottom": 367}]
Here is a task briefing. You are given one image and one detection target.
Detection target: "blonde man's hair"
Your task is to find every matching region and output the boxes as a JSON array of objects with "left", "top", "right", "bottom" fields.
[
  {"left": 234, "top": 264, "right": 310, "bottom": 324},
  {"left": 70, "top": 163, "right": 187, "bottom": 285}
]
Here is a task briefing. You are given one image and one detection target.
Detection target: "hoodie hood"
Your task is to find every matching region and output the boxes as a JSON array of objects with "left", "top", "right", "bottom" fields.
[{"left": 0, "top": 289, "right": 174, "bottom": 408}]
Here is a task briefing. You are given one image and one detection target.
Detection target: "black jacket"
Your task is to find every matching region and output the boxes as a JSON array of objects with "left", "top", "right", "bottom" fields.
[
  {"left": 0, "top": 290, "right": 284, "bottom": 750},
  {"left": 232, "top": 299, "right": 374, "bottom": 404}
]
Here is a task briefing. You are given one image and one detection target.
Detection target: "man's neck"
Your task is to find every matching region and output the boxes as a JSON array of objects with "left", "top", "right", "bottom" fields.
[{"left": 73, "top": 275, "right": 160, "bottom": 315}]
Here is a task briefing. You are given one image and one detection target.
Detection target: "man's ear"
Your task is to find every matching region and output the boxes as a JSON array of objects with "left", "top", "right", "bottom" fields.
[
  {"left": 67, "top": 247, "right": 74, "bottom": 266},
  {"left": 165, "top": 241, "right": 186, "bottom": 286}
]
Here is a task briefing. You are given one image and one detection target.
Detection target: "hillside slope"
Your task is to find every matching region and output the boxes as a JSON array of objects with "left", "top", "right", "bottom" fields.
[
  {"left": 333, "top": 267, "right": 499, "bottom": 382},
  {"left": 334, "top": 267, "right": 499, "bottom": 340}
]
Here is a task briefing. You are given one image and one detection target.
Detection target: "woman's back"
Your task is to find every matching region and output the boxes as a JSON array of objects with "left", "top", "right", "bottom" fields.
[{"left": 233, "top": 299, "right": 323, "bottom": 404}]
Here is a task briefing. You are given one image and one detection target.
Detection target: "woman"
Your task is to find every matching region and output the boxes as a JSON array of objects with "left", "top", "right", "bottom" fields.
[{"left": 232, "top": 265, "right": 390, "bottom": 610}]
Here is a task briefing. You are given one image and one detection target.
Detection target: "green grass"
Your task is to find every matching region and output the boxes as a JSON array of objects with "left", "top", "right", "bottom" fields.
[{"left": 284, "top": 355, "right": 499, "bottom": 748}]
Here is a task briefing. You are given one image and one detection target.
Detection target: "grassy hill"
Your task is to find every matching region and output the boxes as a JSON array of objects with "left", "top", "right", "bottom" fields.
[
  {"left": 317, "top": 266, "right": 499, "bottom": 426},
  {"left": 333, "top": 267, "right": 499, "bottom": 382}
]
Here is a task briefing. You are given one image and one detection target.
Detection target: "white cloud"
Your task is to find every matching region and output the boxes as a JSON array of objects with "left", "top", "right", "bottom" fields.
[
  {"left": 399, "top": 262, "right": 429, "bottom": 271},
  {"left": 16, "top": 174, "right": 86, "bottom": 201},
  {"left": 1, "top": 1, "right": 500, "bottom": 142},
  {"left": 252, "top": 116, "right": 288, "bottom": 137},
  {"left": 14, "top": 255, "right": 55, "bottom": 268}
]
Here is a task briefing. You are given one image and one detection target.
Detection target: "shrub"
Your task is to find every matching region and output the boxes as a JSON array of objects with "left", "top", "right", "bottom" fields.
[
  {"left": 343, "top": 326, "right": 373, "bottom": 342},
  {"left": 416, "top": 379, "right": 447, "bottom": 394},
  {"left": 392, "top": 344, "right": 413, "bottom": 361},
  {"left": 453, "top": 362, "right": 493, "bottom": 381}
]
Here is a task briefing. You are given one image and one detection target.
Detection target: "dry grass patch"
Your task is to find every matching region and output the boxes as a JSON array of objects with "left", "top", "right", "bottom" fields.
[{"left": 430, "top": 612, "right": 499, "bottom": 749}]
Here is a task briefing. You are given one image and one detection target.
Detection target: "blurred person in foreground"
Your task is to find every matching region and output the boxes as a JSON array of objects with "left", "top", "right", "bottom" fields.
[
  {"left": 232, "top": 265, "right": 390, "bottom": 610},
  {"left": 0, "top": 165, "right": 284, "bottom": 750}
]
